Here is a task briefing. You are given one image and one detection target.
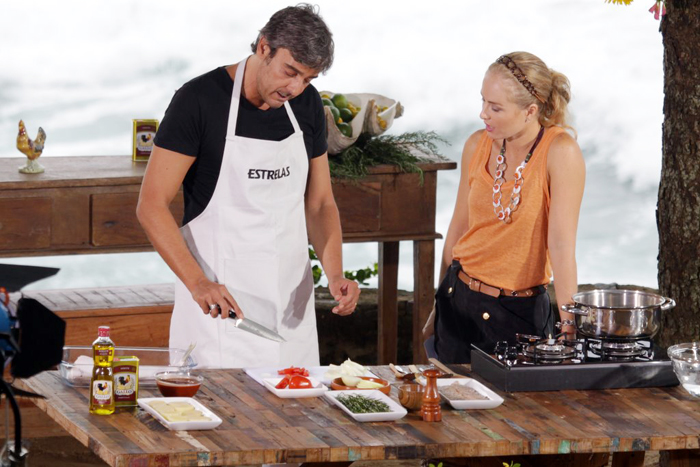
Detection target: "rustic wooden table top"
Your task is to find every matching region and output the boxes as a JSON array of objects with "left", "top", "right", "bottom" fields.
[
  {"left": 17, "top": 365, "right": 700, "bottom": 467},
  {"left": 0, "top": 156, "right": 456, "bottom": 190}
]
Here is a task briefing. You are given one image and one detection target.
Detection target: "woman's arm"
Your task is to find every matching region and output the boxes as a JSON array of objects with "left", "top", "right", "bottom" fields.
[{"left": 547, "top": 132, "right": 586, "bottom": 338}]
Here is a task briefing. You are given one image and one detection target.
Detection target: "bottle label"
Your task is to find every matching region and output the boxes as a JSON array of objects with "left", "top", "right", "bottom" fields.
[
  {"left": 92, "top": 380, "right": 113, "bottom": 405},
  {"left": 96, "top": 348, "right": 113, "bottom": 357},
  {"left": 114, "top": 372, "right": 137, "bottom": 399}
]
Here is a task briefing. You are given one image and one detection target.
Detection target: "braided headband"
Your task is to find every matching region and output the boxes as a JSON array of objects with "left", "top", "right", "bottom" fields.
[{"left": 496, "top": 55, "right": 546, "bottom": 104}]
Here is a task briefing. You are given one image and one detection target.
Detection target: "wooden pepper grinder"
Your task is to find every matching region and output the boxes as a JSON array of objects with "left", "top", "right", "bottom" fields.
[{"left": 421, "top": 369, "right": 442, "bottom": 422}]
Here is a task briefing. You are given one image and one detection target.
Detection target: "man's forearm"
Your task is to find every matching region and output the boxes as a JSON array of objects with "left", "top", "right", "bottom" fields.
[
  {"left": 137, "top": 203, "right": 207, "bottom": 291},
  {"left": 306, "top": 202, "right": 344, "bottom": 281}
]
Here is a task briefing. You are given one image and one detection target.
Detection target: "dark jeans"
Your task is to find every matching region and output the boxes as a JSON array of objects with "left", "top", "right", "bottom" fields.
[{"left": 434, "top": 261, "right": 553, "bottom": 364}]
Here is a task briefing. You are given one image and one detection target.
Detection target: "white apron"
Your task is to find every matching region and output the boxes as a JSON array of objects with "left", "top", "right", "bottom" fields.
[{"left": 170, "top": 58, "right": 319, "bottom": 369}]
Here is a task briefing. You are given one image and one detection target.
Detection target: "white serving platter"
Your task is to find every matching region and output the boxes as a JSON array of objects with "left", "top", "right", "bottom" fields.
[
  {"left": 138, "top": 397, "right": 222, "bottom": 431},
  {"left": 436, "top": 378, "right": 504, "bottom": 410},
  {"left": 262, "top": 377, "right": 328, "bottom": 398},
  {"left": 325, "top": 389, "right": 407, "bottom": 422},
  {"left": 245, "top": 366, "right": 376, "bottom": 386}
]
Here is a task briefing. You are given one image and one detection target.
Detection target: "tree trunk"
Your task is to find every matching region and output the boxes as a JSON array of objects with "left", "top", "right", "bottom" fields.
[{"left": 657, "top": 0, "right": 700, "bottom": 347}]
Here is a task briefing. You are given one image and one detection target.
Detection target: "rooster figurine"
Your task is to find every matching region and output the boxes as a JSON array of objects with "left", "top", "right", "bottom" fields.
[{"left": 17, "top": 120, "right": 47, "bottom": 174}]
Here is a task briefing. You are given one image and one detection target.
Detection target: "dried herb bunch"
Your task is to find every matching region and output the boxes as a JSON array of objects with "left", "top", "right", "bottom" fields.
[{"left": 329, "top": 131, "right": 449, "bottom": 182}]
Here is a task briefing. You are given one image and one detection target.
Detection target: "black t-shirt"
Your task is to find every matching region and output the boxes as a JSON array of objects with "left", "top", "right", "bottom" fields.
[{"left": 154, "top": 66, "right": 328, "bottom": 224}]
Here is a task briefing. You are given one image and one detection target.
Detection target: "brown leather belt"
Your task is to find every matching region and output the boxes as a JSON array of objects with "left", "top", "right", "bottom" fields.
[{"left": 457, "top": 270, "right": 544, "bottom": 298}]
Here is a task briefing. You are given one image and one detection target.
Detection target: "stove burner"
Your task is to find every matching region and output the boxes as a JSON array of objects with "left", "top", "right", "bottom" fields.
[
  {"left": 523, "top": 340, "right": 578, "bottom": 361},
  {"left": 589, "top": 340, "right": 646, "bottom": 359}
]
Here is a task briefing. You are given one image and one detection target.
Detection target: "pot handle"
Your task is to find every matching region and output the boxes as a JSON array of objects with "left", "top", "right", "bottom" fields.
[
  {"left": 661, "top": 297, "right": 676, "bottom": 311},
  {"left": 560, "top": 303, "right": 590, "bottom": 316}
]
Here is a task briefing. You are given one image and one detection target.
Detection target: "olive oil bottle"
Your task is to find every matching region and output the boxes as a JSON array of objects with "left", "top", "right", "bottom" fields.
[{"left": 89, "top": 326, "right": 115, "bottom": 415}]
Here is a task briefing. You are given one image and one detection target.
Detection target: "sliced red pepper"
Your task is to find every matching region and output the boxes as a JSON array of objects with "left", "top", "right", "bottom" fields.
[
  {"left": 275, "top": 375, "right": 290, "bottom": 389},
  {"left": 288, "top": 375, "right": 313, "bottom": 389},
  {"left": 277, "top": 366, "right": 309, "bottom": 377}
]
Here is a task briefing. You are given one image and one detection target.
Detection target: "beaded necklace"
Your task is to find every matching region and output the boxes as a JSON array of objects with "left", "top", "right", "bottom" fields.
[{"left": 492, "top": 126, "right": 545, "bottom": 224}]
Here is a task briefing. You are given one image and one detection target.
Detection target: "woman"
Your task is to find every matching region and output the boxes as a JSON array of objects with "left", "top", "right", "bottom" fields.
[{"left": 429, "top": 52, "right": 585, "bottom": 363}]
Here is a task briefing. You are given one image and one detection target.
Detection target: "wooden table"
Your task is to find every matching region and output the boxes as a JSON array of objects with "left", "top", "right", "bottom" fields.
[
  {"left": 0, "top": 156, "right": 456, "bottom": 364},
  {"left": 16, "top": 366, "right": 700, "bottom": 467}
]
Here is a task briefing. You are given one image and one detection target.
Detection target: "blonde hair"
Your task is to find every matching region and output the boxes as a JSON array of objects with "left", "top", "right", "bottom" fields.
[{"left": 488, "top": 51, "right": 575, "bottom": 135}]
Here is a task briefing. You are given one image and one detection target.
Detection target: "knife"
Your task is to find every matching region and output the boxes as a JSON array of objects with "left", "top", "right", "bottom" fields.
[
  {"left": 228, "top": 310, "right": 286, "bottom": 343},
  {"left": 429, "top": 358, "right": 468, "bottom": 378}
]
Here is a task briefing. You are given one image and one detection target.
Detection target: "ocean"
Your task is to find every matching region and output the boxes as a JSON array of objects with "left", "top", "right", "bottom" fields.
[{"left": 0, "top": 0, "right": 663, "bottom": 291}]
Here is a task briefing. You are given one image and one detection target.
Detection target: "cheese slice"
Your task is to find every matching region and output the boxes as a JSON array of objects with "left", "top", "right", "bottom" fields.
[{"left": 148, "top": 400, "right": 211, "bottom": 422}]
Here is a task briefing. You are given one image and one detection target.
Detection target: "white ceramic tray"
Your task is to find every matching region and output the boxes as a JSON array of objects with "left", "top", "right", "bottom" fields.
[
  {"left": 325, "top": 389, "right": 407, "bottom": 422},
  {"left": 138, "top": 397, "right": 222, "bottom": 431},
  {"left": 246, "top": 366, "right": 376, "bottom": 386},
  {"left": 262, "top": 377, "right": 328, "bottom": 398},
  {"left": 436, "top": 378, "right": 504, "bottom": 410}
]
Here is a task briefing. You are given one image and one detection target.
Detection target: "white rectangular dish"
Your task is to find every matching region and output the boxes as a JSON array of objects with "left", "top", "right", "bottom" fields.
[
  {"left": 262, "top": 377, "right": 327, "bottom": 398},
  {"left": 138, "top": 397, "right": 222, "bottom": 431},
  {"left": 245, "top": 366, "right": 376, "bottom": 386},
  {"left": 325, "top": 389, "right": 407, "bottom": 422},
  {"left": 436, "top": 378, "right": 504, "bottom": 410}
]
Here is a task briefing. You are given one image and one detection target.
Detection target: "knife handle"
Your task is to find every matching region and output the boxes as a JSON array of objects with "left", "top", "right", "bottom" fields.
[{"left": 429, "top": 358, "right": 468, "bottom": 378}]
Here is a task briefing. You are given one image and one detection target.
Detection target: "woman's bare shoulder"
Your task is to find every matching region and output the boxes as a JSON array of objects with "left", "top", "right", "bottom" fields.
[
  {"left": 462, "top": 129, "right": 486, "bottom": 160},
  {"left": 548, "top": 129, "right": 585, "bottom": 172}
]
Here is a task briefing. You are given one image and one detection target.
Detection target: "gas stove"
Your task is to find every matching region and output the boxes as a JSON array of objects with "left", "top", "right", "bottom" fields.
[{"left": 470, "top": 334, "right": 679, "bottom": 392}]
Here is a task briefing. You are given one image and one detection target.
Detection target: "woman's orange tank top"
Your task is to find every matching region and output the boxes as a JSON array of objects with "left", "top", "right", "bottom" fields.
[{"left": 452, "top": 126, "right": 565, "bottom": 290}]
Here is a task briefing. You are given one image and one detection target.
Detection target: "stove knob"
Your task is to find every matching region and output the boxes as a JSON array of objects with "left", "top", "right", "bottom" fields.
[{"left": 482, "top": 312, "right": 490, "bottom": 320}]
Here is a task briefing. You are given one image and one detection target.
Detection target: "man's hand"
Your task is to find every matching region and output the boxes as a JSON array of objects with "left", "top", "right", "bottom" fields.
[
  {"left": 190, "top": 277, "right": 244, "bottom": 320},
  {"left": 328, "top": 277, "right": 360, "bottom": 316}
]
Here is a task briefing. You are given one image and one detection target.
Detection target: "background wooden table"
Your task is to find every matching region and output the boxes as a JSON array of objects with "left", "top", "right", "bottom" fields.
[
  {"left": 15, "top": 365, "right": 700, "bottom": 467},
  {"left": 0, "top": 156, "right": 456, "bottom": 364}
]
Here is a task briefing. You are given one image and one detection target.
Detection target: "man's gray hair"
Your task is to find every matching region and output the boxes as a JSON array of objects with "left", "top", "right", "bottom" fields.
[{"left": 251, "top": 3, "right": 334, "bottom": 74}]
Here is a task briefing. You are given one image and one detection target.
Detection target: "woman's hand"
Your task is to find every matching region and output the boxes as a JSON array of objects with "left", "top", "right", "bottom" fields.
[
  {"left": 556, "top": 318, "right": 576, "bottom": 340},
  {"left": 559, "top": 324, "right": 576, "bottom": 340}
]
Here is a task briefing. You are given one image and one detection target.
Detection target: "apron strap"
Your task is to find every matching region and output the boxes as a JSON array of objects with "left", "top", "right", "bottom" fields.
[
  {"left": 229, "top": 57, "right": 303, "bottom": 136},
  {"left": 283, "top": 101, "right": 302, "bottom": 134},
  {"left": 227, "top": 58, "right": 247, "bottom": 137}
]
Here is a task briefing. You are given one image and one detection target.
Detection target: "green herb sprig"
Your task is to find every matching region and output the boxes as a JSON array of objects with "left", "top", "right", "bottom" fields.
[
  {"left": 329, "top": 131, "right": 449, "bottom": 183},
  {"left": 336, "top": 394, "right": 390, "bottom": 413}
]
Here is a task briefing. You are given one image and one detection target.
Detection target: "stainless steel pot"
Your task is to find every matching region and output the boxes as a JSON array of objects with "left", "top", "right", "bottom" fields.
[{"left": 560, "top": 289, "right": 675, "bottom": 340}]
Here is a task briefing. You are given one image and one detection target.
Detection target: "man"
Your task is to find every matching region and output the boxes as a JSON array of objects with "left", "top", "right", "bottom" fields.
[{"left": 137, "top": 4, "right": 360, "bottom": 369}]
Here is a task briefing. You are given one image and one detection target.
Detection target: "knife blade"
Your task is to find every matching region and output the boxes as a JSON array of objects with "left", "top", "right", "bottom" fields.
[{"left": 228, "top": 310, "right": 286, "bottom": 343}]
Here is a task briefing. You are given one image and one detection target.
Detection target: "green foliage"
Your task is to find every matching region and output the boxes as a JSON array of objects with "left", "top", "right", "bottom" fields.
[
  {"left": 309, "top": 248, "right": 324, "bottom": 284},
  {"left": 343, "top": 263, "right": 378, "bottom": 286},
  {"left": 309, "top": 247, "right": 378, "bottom": 286},
  {"left": 328, "top": 131, "right": 449, "bottom": 183},
  {"left": 503, "top": 462, "right": 521, "bottom": 467},
  {"left": 428, "top": 463, "right": 443, "bottom": 467}
]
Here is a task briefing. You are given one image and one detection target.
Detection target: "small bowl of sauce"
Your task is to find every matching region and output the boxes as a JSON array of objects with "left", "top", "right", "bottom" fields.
[{"left": 155, "top": 372, "right": 203, "bottom": 397}]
